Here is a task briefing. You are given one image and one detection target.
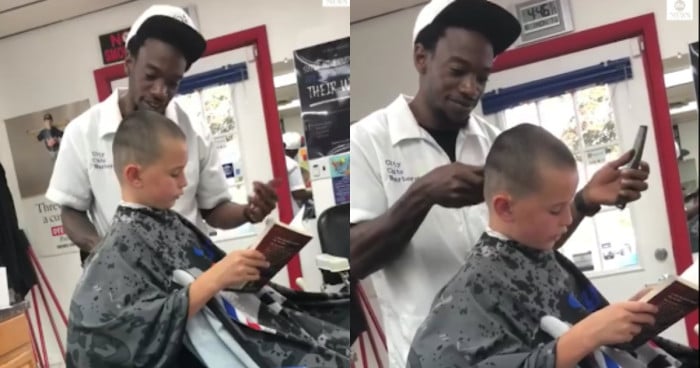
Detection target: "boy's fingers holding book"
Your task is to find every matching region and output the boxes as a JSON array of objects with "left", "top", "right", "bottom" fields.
[
  {"left": 246, "top": 258, "right": 271, "bottom": 269},
  {"left": 240, "top": 267, "right": 261, "bottom": 280},
  {"left": 629, "top": 287, "right": 654, "bottom": 301},
  {"left": 239, "top": 249, "right": 265, "bottom": 259},
  {"left": 629, "top": 313, "right": 655, "bottom": 327},
  {"left": 621, "top": 301, "right": 658, "bottom": 315},
  {"left": 237, "top": 250, "right": 270, "bottom": 268}
]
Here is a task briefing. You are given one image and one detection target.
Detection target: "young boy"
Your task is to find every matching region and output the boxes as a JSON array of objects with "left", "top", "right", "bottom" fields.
[
  {"left": 406, "top": 124, "right": 697, "bottom": 368},
  {"left": 66, "top": 111, "right": 349, "bottom": 367}
]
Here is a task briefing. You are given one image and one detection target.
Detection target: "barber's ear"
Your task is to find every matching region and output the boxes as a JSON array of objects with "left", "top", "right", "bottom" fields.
[
  {"left": 492, "top": 194, "right": 515, "bottom": 222},
  {"left": 413, "top": 43, "right": 429, "bottom": 75},
  {"left": 124, "top": 51, "right": 135, "bottom": 75},
  {"left": 124, "top": 164, "right": 143, "bottom": 188}
]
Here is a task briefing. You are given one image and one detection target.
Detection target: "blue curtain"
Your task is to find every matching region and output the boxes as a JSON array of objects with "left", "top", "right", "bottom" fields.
[
  {"left": 178, "top": 62, "right": 249, "bottom": 95},
  {"left": 481, "top": 57, "right": 632, "bottom": 115}
]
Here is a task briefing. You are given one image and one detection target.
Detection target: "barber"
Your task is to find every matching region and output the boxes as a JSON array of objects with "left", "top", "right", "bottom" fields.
[
  {"left": 349, "top": 0, "right": 651, "bottom": 366},
  {"left": 47, "top": 5, "right": 278, "bottom": 265}
]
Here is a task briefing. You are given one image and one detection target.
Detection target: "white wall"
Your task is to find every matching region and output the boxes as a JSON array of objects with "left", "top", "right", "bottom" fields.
[
  {"left": 282, "top": 112, "right": 304, "bottom": 135},
  {"left": 350, "top": 0, "right": 699, "bottom": 121},
  {"left": 0, "top": 1, "right": 348, "bottom": 365}
]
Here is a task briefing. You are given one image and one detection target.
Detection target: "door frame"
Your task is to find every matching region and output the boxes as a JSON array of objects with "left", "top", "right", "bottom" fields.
[
  {"left": 492, "top": 13, "right": 696, "bottom": 347},
  {"left": 92, "top": 25, "right": 303, "bottom": 289}
]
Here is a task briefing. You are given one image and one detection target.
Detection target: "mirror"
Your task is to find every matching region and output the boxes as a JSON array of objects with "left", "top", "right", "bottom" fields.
[{"left": 664, "top": 42, "right": 699, "bottom": 261}]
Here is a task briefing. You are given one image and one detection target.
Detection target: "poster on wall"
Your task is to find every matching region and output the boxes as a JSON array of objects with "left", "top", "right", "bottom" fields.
[
  {"left": 4, "top": 100, "right": 91, "bottom": 257},
  {"left": 294, "top": 37, "right": 350, "bottom": 160},
  {"left": 298, "top": 146, "right": 311, "bottom": 188},
  {"left": 330, "top": 153, "right": 349, "bottom": 205}
]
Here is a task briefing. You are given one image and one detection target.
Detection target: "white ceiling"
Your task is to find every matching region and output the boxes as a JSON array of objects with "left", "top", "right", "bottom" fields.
[
  {"left": 0, "top": 0, "right": 135, "bottom": 39},
  {"left": 0, "top": 0, "right": 426, "bottom": 38},
  {"left": 1, "top": 0, "right": 694, "bottom": 114}
]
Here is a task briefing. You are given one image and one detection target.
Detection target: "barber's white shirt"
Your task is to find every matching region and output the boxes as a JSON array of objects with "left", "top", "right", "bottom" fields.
[
  {"left": 285, "top": 155, "right": 306, "bottom": 215},
  {"left": 350, "top": 95, "right": 500, "bottom": 367},
  {"left": 46, "top": 88, "right": 231, "bottom": 237}
]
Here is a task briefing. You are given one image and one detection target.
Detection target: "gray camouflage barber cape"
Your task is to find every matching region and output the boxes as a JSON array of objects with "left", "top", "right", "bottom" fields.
[
  {"left": 407, "top": 233, "right": 698, "bottom": 368},
  {"left": 66, "top": 206, "right": 350, "bottom": 368}
]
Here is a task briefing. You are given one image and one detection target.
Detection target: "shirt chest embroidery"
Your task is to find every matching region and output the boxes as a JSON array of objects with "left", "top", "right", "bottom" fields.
[
  {"left": 384, "top": 159, "right": 415, "bottom": 183},
  {"left": 90, "top": 151, "right": 113, "bottom": 170}
]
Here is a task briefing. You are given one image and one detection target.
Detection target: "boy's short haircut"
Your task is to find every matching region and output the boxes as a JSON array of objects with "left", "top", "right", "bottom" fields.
[
  {"left": 484, "top": 123, "right": 577, "bottom": 201},
  {"left": 112, "top": 110, "right": 186, "bottom": 180}
]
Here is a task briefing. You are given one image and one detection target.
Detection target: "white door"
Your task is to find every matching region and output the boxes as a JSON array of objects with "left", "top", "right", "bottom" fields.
[{"left": 476, "top": 37, "right": 690, "bottom": 343}]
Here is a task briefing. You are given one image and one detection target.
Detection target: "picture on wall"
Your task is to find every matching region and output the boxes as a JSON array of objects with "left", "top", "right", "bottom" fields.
[
  {"left": 4, "top": 99, "right": 91, "bottom": 256},
  {"left": 5, "top": 100, "right": 89, "bottom": 199}
]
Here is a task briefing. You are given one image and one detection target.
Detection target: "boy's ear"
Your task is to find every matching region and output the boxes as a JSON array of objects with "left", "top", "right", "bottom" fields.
[
  {"left": 492, "top": 194, "right": 515, "bottom": 222},
  {"left": 123, "top": 164, "right": 144, "bottom": 188}
]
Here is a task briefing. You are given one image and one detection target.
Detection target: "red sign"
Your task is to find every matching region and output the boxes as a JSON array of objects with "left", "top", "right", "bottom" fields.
[
  {"left": 99, "top": 28, "right": 130, "bottom": 65},
  {"left": 50, "top": 225, "right": 64, "bottom": 237}
]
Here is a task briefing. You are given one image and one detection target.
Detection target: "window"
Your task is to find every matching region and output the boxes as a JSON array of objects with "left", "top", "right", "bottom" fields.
[
  {"left": 175, "top": 84, "right": 255, "bottom": 241},
  {"left": 498, "top": 84, "right": 638, "bottom": 274}
]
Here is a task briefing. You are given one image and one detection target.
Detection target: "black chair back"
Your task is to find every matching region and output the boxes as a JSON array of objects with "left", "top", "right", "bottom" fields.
[
  {"left": 316, "top": 203, "right": 366, "bottom": 342},
  {"left": 316, "top": 203, "right": 350, "bottom": 258}
]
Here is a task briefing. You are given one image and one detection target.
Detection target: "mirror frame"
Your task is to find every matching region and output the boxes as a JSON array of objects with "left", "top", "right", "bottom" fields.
[
  {"left": 491, "top": 13, "right": 696, "bottom": 347},
  {"left": 92, "top": 25, "right": 303, "bottom": 289}
]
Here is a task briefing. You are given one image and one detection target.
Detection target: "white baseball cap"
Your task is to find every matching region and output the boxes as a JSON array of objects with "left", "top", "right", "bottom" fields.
[
  {"left": 126, "top": 5, "right": 206, "bottom": 67},
  {"left": 282, "top": 132, "right": 302, "bottom": 150},
  {"left": 412, "top": 0, "right": 521, "bottom": 56}
]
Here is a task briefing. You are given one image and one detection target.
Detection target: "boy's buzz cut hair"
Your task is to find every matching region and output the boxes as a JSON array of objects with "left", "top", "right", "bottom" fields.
[
  {"left": 484, "top": 123, "right": 577, "bottom": 201},
  {"left": 112, "top": 110, "right": 186, "bottom": 180}
]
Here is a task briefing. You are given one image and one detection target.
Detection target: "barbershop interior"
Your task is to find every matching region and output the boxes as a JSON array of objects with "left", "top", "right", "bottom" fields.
[{"left": 0, "top": 0, "right": 697, "bottom": 367}]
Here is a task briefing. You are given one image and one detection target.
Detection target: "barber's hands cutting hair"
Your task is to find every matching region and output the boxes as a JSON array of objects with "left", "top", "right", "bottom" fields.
[
  {"left": 414, "top": 148, "right": 649, "bottom": 210},
  {"left": 414, "top": 163, "right": 485, "bottom": 208}
]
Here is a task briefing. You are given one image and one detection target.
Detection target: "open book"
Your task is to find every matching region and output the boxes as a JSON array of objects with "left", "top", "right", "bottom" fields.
[
  {"left": 234, "top": 208, "right": 312, "bottom": 293},
  {"left": 617, "top": 262, "right": 699, "bottom": 349}
]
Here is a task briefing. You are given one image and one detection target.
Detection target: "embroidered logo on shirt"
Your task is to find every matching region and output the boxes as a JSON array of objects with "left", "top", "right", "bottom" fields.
[
  {"left": 385, "top": 160, "right": 415, "bottom": 183},
  {"left": 91, "top": 151, "right": 113, "bottom": 170}
]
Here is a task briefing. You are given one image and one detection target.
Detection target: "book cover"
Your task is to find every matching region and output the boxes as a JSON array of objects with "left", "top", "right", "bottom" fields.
[
  {"left": 616, "top": 271, "right": 698, "bottom": 349},
  {"left": 235, "top": 221, "right": 312, "bottom": 293}
]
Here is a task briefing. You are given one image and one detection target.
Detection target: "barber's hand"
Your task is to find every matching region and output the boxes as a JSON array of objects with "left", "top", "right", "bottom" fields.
[
  {"left": 582, "top": 150, "right": 650, "bottom": 207},
  {"left": 576, "top": 301, "right": 657, "bottom": 347},
  {"left": 244, "top": 180, "right": 278, "bottom": 223},
  {"left": 413, "top": 163, "right": 484, "bottom": 208},
  {"left": 211, "top": 249, "right": 269, "bottom": 288}
]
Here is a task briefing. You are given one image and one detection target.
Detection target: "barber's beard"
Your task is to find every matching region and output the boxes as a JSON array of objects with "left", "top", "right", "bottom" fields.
[{"left": 434, "top": 103, "right": 469, "bottom": 130}]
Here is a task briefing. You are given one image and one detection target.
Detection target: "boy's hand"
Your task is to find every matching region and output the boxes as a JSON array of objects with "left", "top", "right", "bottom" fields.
[
  {"left": 212, "top": 249, "right": 270, "bottom": 288},
  {"left": 245, "top": 180, "right": 279, "bottom": 223},
  {"left": 413, "top": 163, "right": 484, "bottom": 208},
  {"left": 578, "top": 301, "right": 657, "bottom": 347},
  {"left": 629, "top": 287, "right": 654, "bottom": 302}
]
